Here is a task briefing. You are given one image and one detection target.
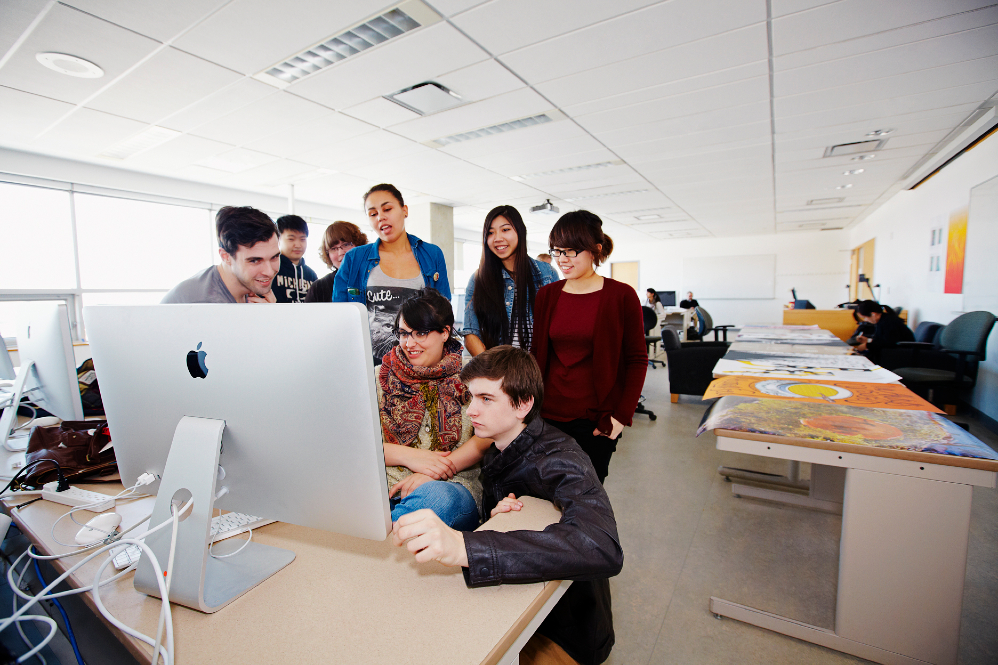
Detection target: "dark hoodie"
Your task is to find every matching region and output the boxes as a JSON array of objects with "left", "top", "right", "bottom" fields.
[{"left": 271, "top": 254, "right": 317, "bottom": 303}]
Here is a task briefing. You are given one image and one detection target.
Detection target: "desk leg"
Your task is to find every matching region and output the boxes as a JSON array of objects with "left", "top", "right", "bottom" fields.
[
  {"left": 727, "top": 464, "right": 845, "bottom": 514},
  {"left": 711, "top": 467, "right": 972, "bottom": 665},
  {"left": 494, "top": 580, "right": 571, "bottom": 665}
]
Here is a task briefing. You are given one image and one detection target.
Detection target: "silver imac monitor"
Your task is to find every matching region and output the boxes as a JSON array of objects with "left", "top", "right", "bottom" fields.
[
  {"left": 1, "top": 302, "right": 84, "bottom": 451},
  {"left": 83, "top": 303, "right": 391, "bottom": 612}
]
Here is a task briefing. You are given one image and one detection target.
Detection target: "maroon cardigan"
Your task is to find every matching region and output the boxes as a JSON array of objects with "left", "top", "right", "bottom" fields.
[{"left": 532, "top": 278, "right": 648, "bottom": 434}]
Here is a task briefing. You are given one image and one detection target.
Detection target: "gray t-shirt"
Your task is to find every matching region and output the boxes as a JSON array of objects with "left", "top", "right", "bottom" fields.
[
  {"left": 161, "top": 266, "right": 237, "bottom": 304},
  {"left": 366, "top": 265, "right": 423, "bottom": 365}
]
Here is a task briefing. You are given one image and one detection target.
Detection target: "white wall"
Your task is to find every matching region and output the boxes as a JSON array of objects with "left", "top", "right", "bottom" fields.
[
  {"left": 849, "top": 131, "right": 998, "bottom": 422},
  {"left": 610, "top": 230, "right": 851, "bottom": 327}
]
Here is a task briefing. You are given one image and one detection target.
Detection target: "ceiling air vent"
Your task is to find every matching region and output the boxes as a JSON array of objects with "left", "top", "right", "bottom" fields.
[
  {"left": 823, "top": 139, "right": 887, "bottom": 158},
  {"left": 386, "top": 82, "right": 462, "bottom": 115},
  {"left": 254, "top": 1, "right": 439, "bottom": 88},
  {"left": 429, "top": 111, "right": 565, "bottom": 147}
]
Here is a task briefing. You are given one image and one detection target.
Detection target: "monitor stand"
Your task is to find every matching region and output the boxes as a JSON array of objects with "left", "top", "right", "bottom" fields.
[
  {"left": 0, "top": 361, "right": 34, "bottom": 452},
  {"left": 133, "top": 416, "right": 295, "bottom": 613}
]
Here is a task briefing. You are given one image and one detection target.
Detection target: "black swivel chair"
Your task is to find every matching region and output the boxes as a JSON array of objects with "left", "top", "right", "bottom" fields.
[
  {"left": 688, "top": 307, "right": 734, "bottom": 342},
  {"left": 894, "top": 311, "right": 996, "bottom": 410},
  {"left": 662, "top": 329, "right": 729, "bottom": 402},
  {"left": 879, "top": 321, "right": 943, "bottom": 368},
  {"left": 642, "top": 306, "right": 665, "bottom": 369}
]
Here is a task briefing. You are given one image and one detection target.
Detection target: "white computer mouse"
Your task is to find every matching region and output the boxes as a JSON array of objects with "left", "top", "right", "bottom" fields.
[{"left": 75, "top": 513, "right": 122, "bottom": 546}]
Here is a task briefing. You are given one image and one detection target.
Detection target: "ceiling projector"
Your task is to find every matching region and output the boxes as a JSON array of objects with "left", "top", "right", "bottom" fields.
[{"left": 530, "top": 199, "right": 560, "bottom": 215}]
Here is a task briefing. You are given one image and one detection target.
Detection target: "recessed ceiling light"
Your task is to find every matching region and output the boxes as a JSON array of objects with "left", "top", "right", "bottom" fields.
[
  {"left": 851, "top": 154, "right": 876, "bottom": 161},
  {"left": 635, "top": 214, "right": 662, "bottom": 221},
  {"left": 866, "top": 129, "right": 894, "bottom": 137},
  {"left": 842, "top": 169, "right": 865, "bottom": 175},
  {"left": 824, "top": 140, "right": 886, "bottom": 157},
  {"left": 807, "top": 198, "right": 845, "bottom": 205},
  {"left": 510, "top": 160, "right": 622, "bottom": 181},
  {"left": 429, "top": 112, "right": 564, "bottom": 147},
  {"left": 834, "top": 184, "right": 853, "bottom": 190},
  {"left": 36, "top": 52, "right": 103, "bottom": 78}
]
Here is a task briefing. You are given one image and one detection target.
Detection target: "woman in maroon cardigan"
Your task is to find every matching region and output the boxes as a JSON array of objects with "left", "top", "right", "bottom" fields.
[{"left": 532, "top": 210, "right": 648, "bottom": 483}]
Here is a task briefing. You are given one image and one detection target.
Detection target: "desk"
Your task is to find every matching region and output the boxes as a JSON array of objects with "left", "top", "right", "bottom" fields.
[
  {"left": 6, "top": 485, "right": 567, "bottom": 665},
  {"left": 709, "top": 429, "right": 998, "bottom": 665},
  {"left": 660, "top": 307, "right": 692, "bottom": 341}
]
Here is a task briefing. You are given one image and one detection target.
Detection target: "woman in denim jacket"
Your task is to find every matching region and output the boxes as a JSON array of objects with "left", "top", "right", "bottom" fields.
[
  {"left": 333, "top": 184, "right": 450, "bottom": 364},
  {"left": 463, "top": 205, "right": 559, "bottom": 356}
]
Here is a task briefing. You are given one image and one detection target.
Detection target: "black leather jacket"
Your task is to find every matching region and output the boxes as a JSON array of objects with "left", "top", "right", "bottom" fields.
[{"left": 462, "top": 417, "right": 624, "bottom": 665}]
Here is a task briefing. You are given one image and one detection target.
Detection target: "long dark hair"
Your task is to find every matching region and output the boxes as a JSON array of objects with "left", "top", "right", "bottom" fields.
[{"left": 472, "top": 206, "right": 537, "bottom": 350}]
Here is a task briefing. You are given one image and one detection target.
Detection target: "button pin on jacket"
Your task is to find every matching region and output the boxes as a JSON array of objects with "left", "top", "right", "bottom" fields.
[
  {"left": 347, "top": 288, "right": 360, "bottom": 296},
  {"left": 433, "top": 272, "right": 439, "bottom": 282}
]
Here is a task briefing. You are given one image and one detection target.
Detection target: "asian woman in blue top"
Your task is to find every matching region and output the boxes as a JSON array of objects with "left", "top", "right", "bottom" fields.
[
  {"left": 463, "top": 205, "right": 559, "bottom": 356},
  {"left": 333, "top": 183, "right": 451, "bottom": 364}
]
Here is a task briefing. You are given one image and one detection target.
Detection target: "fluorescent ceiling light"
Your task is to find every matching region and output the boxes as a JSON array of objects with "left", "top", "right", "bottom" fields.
[
  {"left": 510, "top": 160, "right": 622, "bottom": 181},
  {"left": 254, "top": 1, "right": 437, "bottom": 88},
  {"left": 842, "top": 169, "right": 865, "bottom": 175},
  {"left": 36, "top": 52, "right": 103, "bottom": 78},
  {"left": 386, "top": 82, "right": 462, "bottom": 115},
  {"left": 635, "top": 214, "right": 662, "bottom": 221},
  {"left": 834, "top": 184, "right": 853, "bottom": 190},
  {"left": 99, "top": 126, "right": 180, "bottom": 160},
  {"left": 851, "top": 154, "right": 876, "bottom": 161},
  {"left": 824, "top": 139, "right": 887, "bottom": 158},
  {"left": 807, "top": 198, "right": 845, "bottom": 205},
  {"left": 565, "top": 189, "right": 649, "bottom": 202},
  {"left": 430, "top": 112, "right": 563, "bottom": 147}
]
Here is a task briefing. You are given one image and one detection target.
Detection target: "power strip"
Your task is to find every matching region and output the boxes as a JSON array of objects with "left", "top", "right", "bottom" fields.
[{"left": 41, "top": 484, "right": 114, "bottom": 512}]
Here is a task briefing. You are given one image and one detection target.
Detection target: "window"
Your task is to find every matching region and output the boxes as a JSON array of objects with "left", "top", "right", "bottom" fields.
[{"left": 0, "top": 182, "right": 76, "bottom": 290}]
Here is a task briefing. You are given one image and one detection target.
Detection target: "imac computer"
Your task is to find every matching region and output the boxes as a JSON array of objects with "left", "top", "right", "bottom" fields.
[
  {"left": 83, "top": 303, "right": 391, "bottom": 613},
  {"left": 657, "top": 291, "right": 677, "bottom": 307},
  {"left": 0, "top": 329, "right": 14, "bottom": 380},
  {"left": 1, "top": 303, "right": 84, "bottom": 452}
]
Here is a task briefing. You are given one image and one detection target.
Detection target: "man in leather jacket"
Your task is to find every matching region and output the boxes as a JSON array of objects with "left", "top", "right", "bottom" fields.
[{"left": 392, "top": 346, "right": 623, "bottom": 665}]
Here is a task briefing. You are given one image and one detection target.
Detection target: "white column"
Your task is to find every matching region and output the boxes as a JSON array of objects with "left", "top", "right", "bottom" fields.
[{"left": 407, "top": 202, "right": 454, "bottom": 288}]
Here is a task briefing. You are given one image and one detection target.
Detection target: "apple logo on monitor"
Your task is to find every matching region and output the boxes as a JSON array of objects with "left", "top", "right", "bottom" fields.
[{"left": 186, "top": 342, "right": 208, "bottom": 379}]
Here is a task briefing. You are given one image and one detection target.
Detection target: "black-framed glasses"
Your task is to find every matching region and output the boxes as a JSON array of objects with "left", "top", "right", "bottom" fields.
[
  {"left": 549, "top": 248, "right": 580, "bottom": 258},
  {"left": 328, "top": 241, "right": 355, "bottom": 252},
  {"left": 394, "top": 327, "right": 439, "bottom": 342}
]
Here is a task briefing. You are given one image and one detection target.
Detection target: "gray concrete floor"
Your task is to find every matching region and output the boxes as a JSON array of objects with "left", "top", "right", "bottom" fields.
[{"left": 602, "top": 359, "right": 998, "bottom": 665}]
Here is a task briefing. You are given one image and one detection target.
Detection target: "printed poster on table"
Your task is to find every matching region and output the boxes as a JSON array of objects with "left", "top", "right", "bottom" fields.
[
  {"left": 712, "top": 358, "right": 901, "bottom": 383},
  {"left": 703, "top": 375, "right": 942, "bottom": 413}
]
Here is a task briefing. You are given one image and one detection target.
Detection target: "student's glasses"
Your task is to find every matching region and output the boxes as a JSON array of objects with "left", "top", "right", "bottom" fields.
[
  {"left": 549, "top": 248, "right": 580, "bottom": 258},
  {"left": 394, "top": 328, "right": 438, "bottom": 342},
  {"left": 329, "top": 241, "right": 355, "bottom": 252}
]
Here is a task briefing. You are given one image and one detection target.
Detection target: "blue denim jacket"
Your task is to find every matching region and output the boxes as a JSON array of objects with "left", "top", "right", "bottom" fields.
[
  {"left": 463, "top": 257, "right": 559, "bottom": 341},
  {"left": 332, "top": 233, "right": 451, "bottom": 303}
]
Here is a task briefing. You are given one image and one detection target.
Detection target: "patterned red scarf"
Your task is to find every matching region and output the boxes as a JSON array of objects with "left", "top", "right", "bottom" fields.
[{"left": 378, "top": 338, "right": 469, "bottom": 452}]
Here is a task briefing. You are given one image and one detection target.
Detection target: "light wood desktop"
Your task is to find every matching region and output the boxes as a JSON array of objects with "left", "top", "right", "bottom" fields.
[
  {"left": 709, "top": 429, "right": 998, "bottom": 665},
  {"left": 782, "top": 309, "right": 908, "bottom": 342},
  {"left": 6, "top": 485, "right": 567, "bottom": 665}
]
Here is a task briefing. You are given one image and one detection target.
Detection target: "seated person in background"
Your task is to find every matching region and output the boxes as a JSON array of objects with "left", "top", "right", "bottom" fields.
[
  {"left": 379, "top": 288, "right": 488, "bottom": 531},
  {"left": 162, "top": 206, "right": 279, "bottom": 304},
  {"left": 305, "top": 221, "right": 368, "bottom": 303},
  {"left": 645, "top": 288, "right": 665, "bottom": 326},
  {"left": 853, "top": 300, "right": 914, "bottom": 362},
  {"left": 847, "top": 309, "right": 876, "bottom": 347},
  {"left": 393, "top": 345, "right": 623, "bottom": 665},
  {"left": 679, "top": 291, "right": 699, "bottom": 309},
  {"left": 271, "top": 215, "right": 318, "bottom": 303}
]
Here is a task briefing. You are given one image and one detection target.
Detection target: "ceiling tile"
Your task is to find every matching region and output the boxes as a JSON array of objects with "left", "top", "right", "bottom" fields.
[
  {"left": 772, "top": 0, "right": 995, "bottom": 56},
  {"left": 342, "top": 97, "right": 420, "bottom": 127},
  {"left": 0, "top": 86, "right": 75, "bottom": 145},
  {"left": 244, "top": 111, "right": 375, "bottom": 157},
  {"left": 292, "top": 129, "right": 425, "bottom": 171},
  {"left": 61, "top": 0, "right": 230, "bottom": 42},
  {"left": 288, "top": 23, "right": 488, "bottom": 110},
  {"left": 427, "top": 0, "right": 489, "bottom": 17},
  {"left": 390, "top": 87, "right": 553, "bottom": 143},
  {"left": 0, "top": 0, "right": 50, "bottom": 58},
  {"left": 86, "top": 47, "right": 242, "bottom": 124},
  {"left": 500, "top": 0, "right": 766, "bottom": 84},
  {"left": 535, "top": 24, "right": 769, "bottom": 109},
  {"left": 594, "top": 101, "right": 772, "bottom": 148},
  {"left": 189, "top": 92, "right": 331, "bottom": 145},
  {"left": 172, "top": 0, "right": 390, "bottom": 75},
  {"left": 0, "top": 3, "right": 159, "bottom": 105},
  {"left": 196, "top": 147, "right": 281, "bottom": 173},
  {"left": 440, "top": 120, "right": 590, "bottom": 163},
  {"left": 28, "top": 107, "right": 147, "bottom": 156},
  {"left": 230, "top": 159, "right": 318, "bottom": 186},
  {"left": 124, "top": 134, "right": 234, "bottom": 171},
  {"left": 774, "top": 22, "right": 998, "bottom": 97},
  {"left": 770, "top": 0, "right": 839, "bottom": 19},
  {"left": 434, "top": 59, "right": 526, "bottom": 103},
  {"left": 453, "top": 0, "right": 661, "bottom": 55},
  {"left": 159, "top": 78, "right": 276, "bottom": 132}
]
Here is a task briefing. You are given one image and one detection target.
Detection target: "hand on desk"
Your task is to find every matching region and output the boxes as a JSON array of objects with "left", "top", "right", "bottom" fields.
[
  {"left": 854, "top": 336, "right": 869, "bottom": 353},
  {"left": 392, "top": 509, "right": 468, "bottom": 567},
  {"left": 490, "top": 493, "right": 522, "bottom": 518},
  {"left": 389, "top": 473, "right": 432, "bottom": 499}
]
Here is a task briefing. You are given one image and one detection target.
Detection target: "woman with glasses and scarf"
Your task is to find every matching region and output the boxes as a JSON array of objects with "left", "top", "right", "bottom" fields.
[
  {"left": 378, "top": 288, "right": 488, "bottom": 529},
  {"left": 463, "top": 205, "right": 559, "bottom": 355},
  {"left": 532, "top": 210, "right": 648, "bottom": 485}
]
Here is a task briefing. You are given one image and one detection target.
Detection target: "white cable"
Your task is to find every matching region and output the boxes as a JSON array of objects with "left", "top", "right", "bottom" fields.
[
  {"left": 11, "top": 559, "right": 48, "bottom": 665},
  {"left": 11, "top": 614, "right": 55, "bottom": 664},
  {"left": 152, "top": 503, "right": 181, "bottom": 665},
  {"left": 209, "top": 526, "right": 252, "bottom": 559}
]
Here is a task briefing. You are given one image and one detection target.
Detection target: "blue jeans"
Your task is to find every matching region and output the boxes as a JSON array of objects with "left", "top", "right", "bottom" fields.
[{"left": 390, "top": 480, "right": 479, "bottom": 531}]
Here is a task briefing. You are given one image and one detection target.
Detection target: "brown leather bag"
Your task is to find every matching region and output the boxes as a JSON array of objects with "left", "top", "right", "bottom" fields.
[{"left": 20, "top": 421, "right": 117, "bottom": 489}]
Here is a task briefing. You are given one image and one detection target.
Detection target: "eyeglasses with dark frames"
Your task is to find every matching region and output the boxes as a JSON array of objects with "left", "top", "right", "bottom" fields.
[
  {"left": 549, "top": 248, "right": 580, "bottom": 258},
  {"left": 394, "top": 327, "right": 441, "bottom": 342}
]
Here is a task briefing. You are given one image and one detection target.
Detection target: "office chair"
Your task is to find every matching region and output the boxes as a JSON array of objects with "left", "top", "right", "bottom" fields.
[
  {"left": 878, "top": 320, "right": 942, "bottom": 368},
  {"left": 688, "top": 307, "right": 734, "bottom": 342},
  {"left": 642, "top": 306, "right": 665, "bottom": 369},
  {"left": 661, "top": 329, "right": 729, "bottom": 402},
  {"left": 893, "top": 311, "right": 996, "bottom": 411}
]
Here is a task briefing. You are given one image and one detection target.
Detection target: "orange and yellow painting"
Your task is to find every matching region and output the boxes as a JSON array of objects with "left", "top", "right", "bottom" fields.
[
  {"left": 703, "top": 375, "right": 942, "bottom": 412},
  {"left": 944, "top": 208, "right": 967, "bottom": 294}
]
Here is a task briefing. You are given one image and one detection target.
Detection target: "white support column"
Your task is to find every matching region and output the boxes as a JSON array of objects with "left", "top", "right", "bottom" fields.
[{"left": 408, "top": 202, "right": 455, "bottom": 288}]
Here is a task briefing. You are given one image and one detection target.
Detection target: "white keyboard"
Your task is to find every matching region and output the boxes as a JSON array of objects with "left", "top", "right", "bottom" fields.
[{"left": 111, "top": 512, "right": 275, "bottom": 570}]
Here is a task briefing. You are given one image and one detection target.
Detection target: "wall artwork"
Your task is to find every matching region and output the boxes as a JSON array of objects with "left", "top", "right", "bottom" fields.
[{"left": 944, "top": 208, "right": 968, "bottom": 294}]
